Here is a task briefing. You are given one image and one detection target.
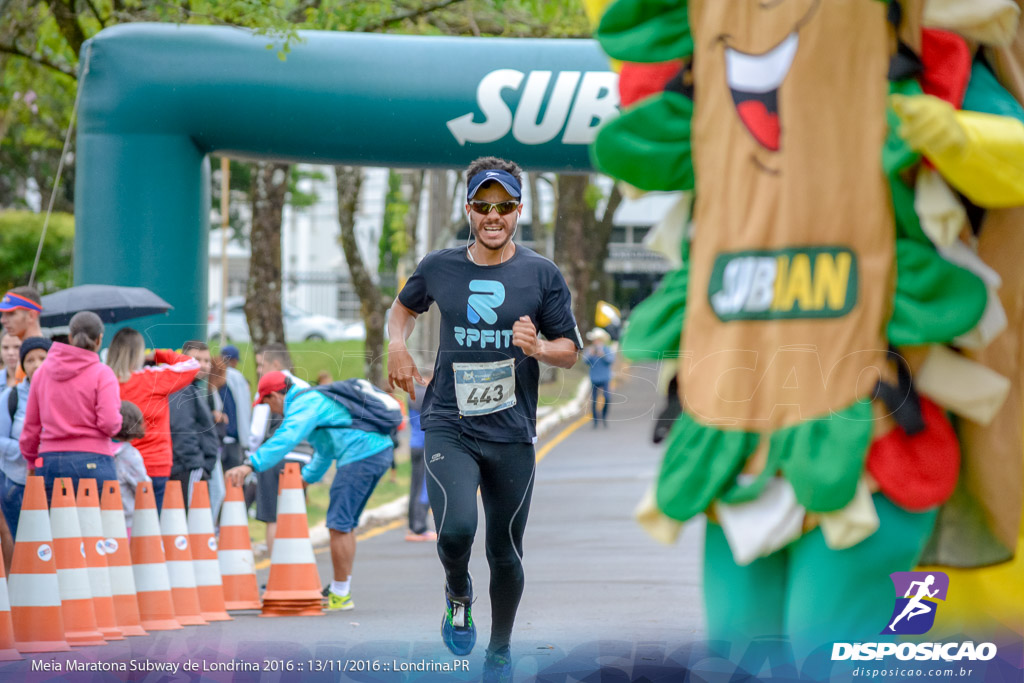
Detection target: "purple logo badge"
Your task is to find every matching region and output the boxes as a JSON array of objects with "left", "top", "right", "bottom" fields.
[{"left": 883, "top": 571, "right": 949, "bottom": 635}]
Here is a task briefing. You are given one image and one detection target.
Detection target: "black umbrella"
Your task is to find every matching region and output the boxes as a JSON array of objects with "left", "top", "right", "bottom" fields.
[{"left": 39, "top": 284, "right": 174, "bottom": 327}]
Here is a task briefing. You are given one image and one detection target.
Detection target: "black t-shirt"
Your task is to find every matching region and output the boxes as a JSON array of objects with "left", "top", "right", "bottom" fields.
[{"left": 398, "top": 245, "right": 582, "bottom": 443}]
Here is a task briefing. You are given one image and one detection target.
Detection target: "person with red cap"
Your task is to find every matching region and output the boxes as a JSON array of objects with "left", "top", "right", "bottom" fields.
[
  {"left": 0, "top": 286, "right": 44, "bottom": 342},
  {"left": 247, "top": 343, "right": 311, "bottom": 557},
  {"left": 0, "top": 287, "right": 42, "bottom": 385},
  {"left": 225, "top": 370, "right": 395, "bottom": 613}
]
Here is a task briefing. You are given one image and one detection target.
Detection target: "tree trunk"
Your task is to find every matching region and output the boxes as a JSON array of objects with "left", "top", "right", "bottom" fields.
[
  {"left": 553, "top": 175, "right": 622, "bottom": 333},
  {"left": 528, "top": 172, "right": 558, "bottom": 259},
  {"left": 554, "top": 174, "right": 592, "bottom": 331},
  {"left": 592, "top": 182, "right": 623, "bottom": 313},
  {"left": 528, "top": 172, "right": 545, "bottom": 252},
  {"left": 335, "top": 165, "right": 388, "bottom": 388},
  {"left": 430, "top": 170, "right": 462, "bottom": 252},
  {"left": 244, "top": 161, "right": 289, "bottom": 351},
  {"left": 45, "top": 0, "right": 86, "bottom": 58}
]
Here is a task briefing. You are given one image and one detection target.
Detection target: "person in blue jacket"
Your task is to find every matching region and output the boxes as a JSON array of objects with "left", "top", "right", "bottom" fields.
[
  {"left": 224, "top": 371, "right": 393, "bottom": 612},
  {"left": 583, "top": 329, "right": 615, "bottom": 428}
]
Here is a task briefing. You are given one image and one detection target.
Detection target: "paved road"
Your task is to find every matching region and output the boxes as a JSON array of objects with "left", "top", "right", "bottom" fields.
[{"left": 1, "top": 362, "right": 709, "bottom": 681}]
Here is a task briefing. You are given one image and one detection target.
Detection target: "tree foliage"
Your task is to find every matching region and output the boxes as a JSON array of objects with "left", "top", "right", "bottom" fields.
[
  {"left": 1, "top": 0, "right": 592, "bottom": 235},
  {"left": 1, "top": 0, "right": 592, "bottom": 221},
  {"left": 0, "top": 210, "right": 75, "bottom": 293},
  {"left": 0, "top": 0, "right": 598, "bottom": 362}
]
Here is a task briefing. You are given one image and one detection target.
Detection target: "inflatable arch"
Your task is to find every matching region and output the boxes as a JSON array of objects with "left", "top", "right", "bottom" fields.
[{"left": 75, "top": 24, "right": 616, "bottom": 346}]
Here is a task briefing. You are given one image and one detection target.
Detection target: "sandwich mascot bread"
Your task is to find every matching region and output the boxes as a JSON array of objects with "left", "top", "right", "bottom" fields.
[{"left": 588, "top": 0, "right": 1024, "bottom": 649}]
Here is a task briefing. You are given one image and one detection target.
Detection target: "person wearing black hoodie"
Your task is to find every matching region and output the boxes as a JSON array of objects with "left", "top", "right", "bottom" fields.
[{"left": 168, "top": 341, "right": 219, "bottom": 508}]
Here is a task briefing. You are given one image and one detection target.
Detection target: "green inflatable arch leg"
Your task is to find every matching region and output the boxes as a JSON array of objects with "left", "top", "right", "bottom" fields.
[{"left": 75, "top": 24, "right": 617, "bottom": 346}]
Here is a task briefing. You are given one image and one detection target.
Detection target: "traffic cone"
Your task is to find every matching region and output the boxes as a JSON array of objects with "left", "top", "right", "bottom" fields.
[
  {"left": 130, "top": 481, "right": 182, "bottom": 631},
  {"left": 76, "top": 478, "right": 123, "bottom": 641},
  {"left": 186, "top": 481, "right": 231, "bottom": 622},
  {"left": 50, "top": 478, "right": 106, "bottom": 647},
  {"left": 99, "top": 480, "right": 147, "bottom": 637},
  {"left": 0, "top": 545, "right": 22, "bottom": 660},
  {"left": 160, "top": 480, "right": 206, "bottom": 626},
  {"left": 9, "top": 475, "right": 70, "bottom": 652},
  {"left": 218, "top": 480, "right": 260, "bottom": 611},
  {"left": 260, "top": 463, "right": 323, "bottom": 617}
]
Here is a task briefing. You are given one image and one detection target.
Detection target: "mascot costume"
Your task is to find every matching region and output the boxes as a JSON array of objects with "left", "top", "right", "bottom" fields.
[{"left": 588, "top": 0, "right": 1024, "bottom": 648}]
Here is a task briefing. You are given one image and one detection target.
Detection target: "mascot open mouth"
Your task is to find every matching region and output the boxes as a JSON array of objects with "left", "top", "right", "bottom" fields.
[{"left": 725, "top": 32, "right": 799, "bottom": 152}]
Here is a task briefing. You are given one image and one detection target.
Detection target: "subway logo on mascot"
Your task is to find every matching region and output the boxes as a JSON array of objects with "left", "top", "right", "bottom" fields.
[{"left": 709, "top": 246, "right": 857, "bottom": 321}]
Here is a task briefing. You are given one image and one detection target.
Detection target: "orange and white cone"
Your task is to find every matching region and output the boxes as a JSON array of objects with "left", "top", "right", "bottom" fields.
[
  {"left": 76, "top": 478, "right": 123, "bottom": 641},
  {"left": 0, "top": 545, "right": 22, "bottom": 660},
  {"left": 9, "top": 475, "right": 69, "bottom": 652},
  {"left": 218, "top": 481, "right": 260, "bottom": 611},
  {"left": 261, "top": 463, "right": 323, "bottom": 617},
  {"left": 160, "top": 480, "right": 206, "bottom": 626},
  {"left": 99, "top": 481, "right": 147, "bottom": 637},
  {"left": 130, "top": 481, "right": 182, "bottom": 631},
  {"left": 50, "top": 477, "right": 106, "bottom": 647},
  {"left": 186, "top": 481, "right": 231, "bottom": 622}
]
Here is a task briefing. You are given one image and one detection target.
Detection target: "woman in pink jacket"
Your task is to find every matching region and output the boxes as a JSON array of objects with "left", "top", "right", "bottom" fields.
[{"left": 20, "top": 311, "right": 123, "bottom": 502}]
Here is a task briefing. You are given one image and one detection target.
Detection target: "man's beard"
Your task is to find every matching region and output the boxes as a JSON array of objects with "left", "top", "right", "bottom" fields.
[{"left": 472, "top": 217, "right": 517, "bottom": 251}]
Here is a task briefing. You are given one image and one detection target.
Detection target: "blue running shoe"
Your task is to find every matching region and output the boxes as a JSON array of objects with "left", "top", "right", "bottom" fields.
[
  {"left": 482, "top": 647, "right": 512, "bottom": 683},
  {"left": 441, "top": 576, "right": 476, "bottom": 656}
]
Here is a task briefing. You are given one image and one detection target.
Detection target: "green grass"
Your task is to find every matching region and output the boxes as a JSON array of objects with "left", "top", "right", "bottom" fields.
[
  {"left": 537, "top": 364, "right": 589, "bottom": 411},
  {"left": 211, "top": 340, "right": 370, "bottom": 387}
]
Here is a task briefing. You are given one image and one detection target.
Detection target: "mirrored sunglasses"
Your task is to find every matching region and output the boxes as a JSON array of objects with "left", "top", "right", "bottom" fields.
[{"left": 469, "top": 200, "right": 519, "bottom": 216}]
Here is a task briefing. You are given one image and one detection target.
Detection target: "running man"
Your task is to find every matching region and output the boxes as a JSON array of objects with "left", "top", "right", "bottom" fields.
[
  {"left": 387, "top": 156, "right": 582, "bottom": 682},
  {"left": 888, "top": 574, "right": 939, "bottom": 632}
]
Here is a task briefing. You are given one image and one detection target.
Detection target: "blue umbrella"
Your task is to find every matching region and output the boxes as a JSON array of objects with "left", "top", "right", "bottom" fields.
[{"left": 39, "top": 284, "right": 173, "bottom": 327}]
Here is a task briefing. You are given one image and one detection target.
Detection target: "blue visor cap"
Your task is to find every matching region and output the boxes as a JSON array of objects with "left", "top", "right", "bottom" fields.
[{"left": 467, "top": 170, "right": 522, "bottom": 200}]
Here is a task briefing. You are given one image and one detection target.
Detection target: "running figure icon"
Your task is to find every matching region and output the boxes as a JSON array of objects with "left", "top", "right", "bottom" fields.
[{"left": 888, "top": 574, "right": 939, "bottom": 632}]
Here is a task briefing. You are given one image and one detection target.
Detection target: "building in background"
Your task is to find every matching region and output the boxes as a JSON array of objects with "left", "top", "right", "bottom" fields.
[{"left": 208, "top": 167, "right": 394, "bottom": 325}]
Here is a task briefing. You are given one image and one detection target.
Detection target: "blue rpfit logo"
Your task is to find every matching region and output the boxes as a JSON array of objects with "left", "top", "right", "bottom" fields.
[
  {"left": 883, "top": 571, "right": 949, "bottom": 635},
  {"left": 467, "top": 280, "right": 504, "bottom": 325}
]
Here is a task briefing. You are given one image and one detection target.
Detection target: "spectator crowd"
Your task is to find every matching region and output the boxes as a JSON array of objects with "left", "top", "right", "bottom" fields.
[{"left": 0, "top": 285, "right": 420, "bottom": 590}]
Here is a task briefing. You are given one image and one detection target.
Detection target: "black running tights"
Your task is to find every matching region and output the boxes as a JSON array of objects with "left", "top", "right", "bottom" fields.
[{"left": 423, "top": 426, "right": 536, "bottom": 652}]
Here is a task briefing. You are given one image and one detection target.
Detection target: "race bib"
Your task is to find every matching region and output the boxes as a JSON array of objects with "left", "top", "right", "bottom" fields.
[{"left": 453, "top": 359, "right": 517, "bottom": 417}]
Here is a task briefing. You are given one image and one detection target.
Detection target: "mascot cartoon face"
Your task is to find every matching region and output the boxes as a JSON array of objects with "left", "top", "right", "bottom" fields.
[
  {"left": 719, "top": 0, "right": 820, "bottom": 155},
  {"left": 682, "top": 0, "right": 895, "bottom": 428}
]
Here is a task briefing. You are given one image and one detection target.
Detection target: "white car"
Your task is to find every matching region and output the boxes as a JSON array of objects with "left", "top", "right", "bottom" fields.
[{"left": 207, "top": 297, "right": 365, "bottom": 343}]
